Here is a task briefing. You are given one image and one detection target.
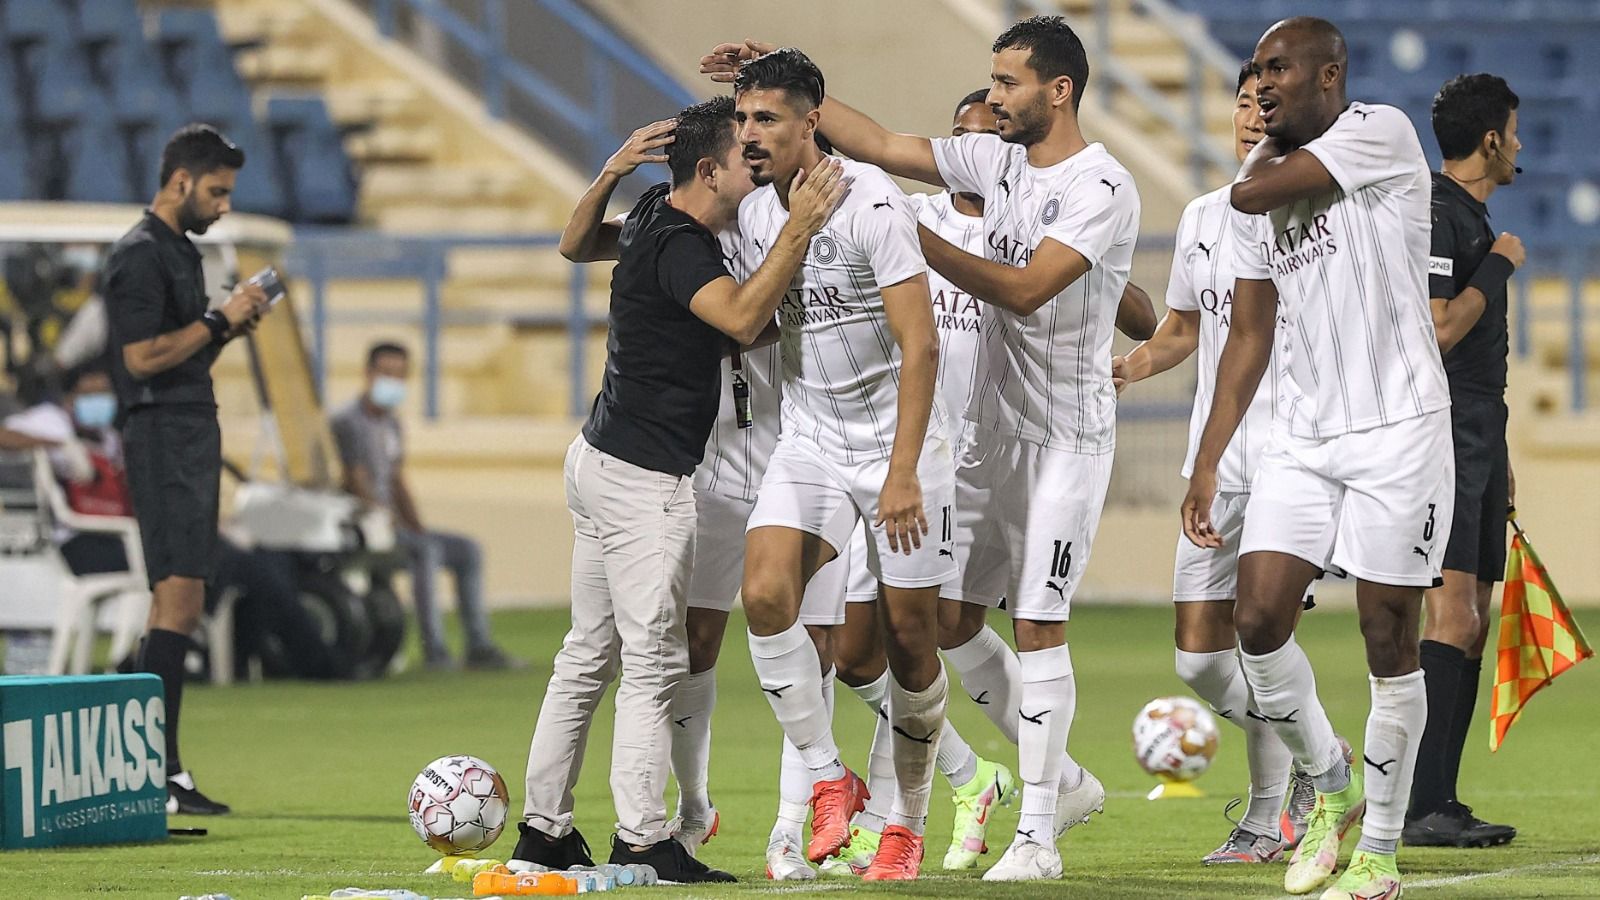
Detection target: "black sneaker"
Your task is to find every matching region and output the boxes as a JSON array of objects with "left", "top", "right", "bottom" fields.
[
  {"left": 166, "top": 771, "right": 231, "bottom": 815},
  {"left": 464, "top": 644, "right": 527, "bottom": 671},
  {"left": 1403, "top": 802, "right": 1516, "bottom": 848},
  {"left": 509, "top": 822, "right": 594, "bottom": 870},
  {"left": 607, "top": 833, "right": 736, "bottom": 883}
]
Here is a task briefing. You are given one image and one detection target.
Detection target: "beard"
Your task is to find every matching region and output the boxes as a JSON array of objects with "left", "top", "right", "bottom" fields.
[
  {"left": 998, "top": 94, "right": 1051, "bottom": 147},
  {"left": 177, "top": 194, "right": 215, "bottom": 234}
]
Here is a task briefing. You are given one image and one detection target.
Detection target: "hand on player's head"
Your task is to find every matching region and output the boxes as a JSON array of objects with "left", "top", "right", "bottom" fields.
[
  {"left": 700, "top": 39, "right": 780, "bottom": 83},
  {"left": 605, "top": 119, "right": 676, "bottom": 179},
  {"left": 786, "top": 157, "right": 849, "bottom": 236}
]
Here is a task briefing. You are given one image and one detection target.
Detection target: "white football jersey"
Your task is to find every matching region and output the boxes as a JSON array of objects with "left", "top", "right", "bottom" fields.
[
  {"left": 1167, "top": 185, "right": 1286, "bottom": 492},
  {"left": 931, "top": 136, "right": 1140, "bottom": 454},
  {"left": 738, "top": 158, "right": 942, "bottom": 464},
  {"left": 910, "top": 191, "right": 987, "bottom": 448},
  {"left": 1231, "top": 102, "right": 1449, "bottom": 439},
  {"left": 694, "top": 227, "right": 781, "bottom": 501}
]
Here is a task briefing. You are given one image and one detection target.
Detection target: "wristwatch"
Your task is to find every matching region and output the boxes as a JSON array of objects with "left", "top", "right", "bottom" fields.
[{"left": 201, "top": 309, "right": 230, "bottom": 343}]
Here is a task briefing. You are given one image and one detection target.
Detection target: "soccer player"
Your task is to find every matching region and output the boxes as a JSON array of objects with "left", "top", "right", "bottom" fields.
[
  {"left": 1404, "top": 73, "right": 1525, "bottom": 848},
  {"left": 510, "top": 96, "right": 842, "bottom": 883},
  {"left": 1182, "top": 18, "right": 1453, "bottom": 899},
  {"left": 1115, "top": 62, "right": 1319, "bottom": 864},
  {"left": 727, "top": 48, "right": 957, "bottom": 882},
  {"left": 705, "top": 16, "right": 1141, "bottom": 881},
  {"left": 815, "top": 89, "right": 1019, "bottom": 878}
]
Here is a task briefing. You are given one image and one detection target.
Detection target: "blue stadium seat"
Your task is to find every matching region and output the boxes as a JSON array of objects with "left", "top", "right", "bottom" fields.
[
  {"left": 3, "top": 0, "right": 72, "bottom": 46},
  {"left": 105, "top": 36, "right": 182, "bottom": 126},
  {"left": 63, "top": 115, "right": 136, "bottom": 203},
  {"left": 0, "top": 133, "right": 29, "bottom": 200},
  {"left": 266, "top": 97, "right": 357, "bottom": 223},
  {"left": 74, "top": 0, "right": 142, "bottom": 46},
  {"left": 30, "top": 39, "right": 100, "bottom": 126},
  {"left": 150, "top": 8, "right": 229, "bottom": 94},
  {"left": 183, "top": 43, "right": 254, "bottom": 127},
  {"left": 227, "top": 117, "right": 292, "bottom": 220}
]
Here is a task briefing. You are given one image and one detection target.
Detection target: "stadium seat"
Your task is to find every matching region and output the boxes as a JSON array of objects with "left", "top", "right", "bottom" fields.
[
  {"left": 0, "top": 133, "right": 29, "bottom": 200},
  {"left": 73, "top": 0, "right": 142, "bottom": 46},
  {"left": 62, "top": 101, "right": 135, "bottom": 203},
  {"left": 30, "top": 39, "right": 100, "bottom": 126},
  {"left": 150, "top": 8, "right": 231, "bottom": 94},
  {"left": 226, "top": 117, "right": 294, "bottom": 220},
  {"left": 183, "top": 44, "right": 256, "bottom": 128},
  {"left": 105, "top": 35, "right": 181, "bottom": 126},
  {"left": 2, "top": 0, "right": 72, "bottom": 47},
  {"left": 266, "top": 97, "right": 358, "bottom": 223}
]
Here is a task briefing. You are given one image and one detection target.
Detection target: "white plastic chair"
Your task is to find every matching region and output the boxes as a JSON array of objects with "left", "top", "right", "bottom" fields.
[{"left": 22, "top": 450, "right": 151, "bottom": 675}]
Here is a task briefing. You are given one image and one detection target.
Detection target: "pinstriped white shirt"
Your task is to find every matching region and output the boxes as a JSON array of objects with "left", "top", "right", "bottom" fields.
[{"left": 911, "top": 191, "right": 987, "bottom": 448}]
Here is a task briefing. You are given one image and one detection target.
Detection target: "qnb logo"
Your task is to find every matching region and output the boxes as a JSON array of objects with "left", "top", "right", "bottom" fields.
[
  {"left": 3, "top": 698, "right": 167, "bottom": 839},
  {"left": 811, "top": 233, "right": 838, "bottom": 264},
  {"left": 1040, "top": 198, "right": 1061, "bottom": 225}
]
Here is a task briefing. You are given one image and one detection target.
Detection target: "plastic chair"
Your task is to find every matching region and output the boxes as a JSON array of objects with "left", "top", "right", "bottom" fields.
[
  {"left": 266, "top": 97, "right": 358, "bottom": 223},
  {"left": 30, "top": 38, "right": 100, "bottom": 126},
  {"left": 74, "top": 0, "right": 143, "bottom": 46}
]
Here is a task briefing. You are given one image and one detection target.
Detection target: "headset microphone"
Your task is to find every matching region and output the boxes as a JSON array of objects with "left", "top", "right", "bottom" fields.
[{"left": 1493, "top": 142, "right": 1523, "bottom": 175}]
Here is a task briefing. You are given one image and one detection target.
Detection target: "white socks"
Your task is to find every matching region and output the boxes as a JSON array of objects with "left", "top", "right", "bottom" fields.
[
  {"left": 771, "top": 666, "right": 838, "bottom": 844},
  {"left": 847, "top": 672, "right": 896, "bottom": 834},
  {"left": 750, "top": 624, "right": 843, "bottom": 780},
  {"left": 1176, "top": 648, "right": 1293, "bottom": 838},
  {"left": 886, "top": 668, "right": 948, "bottom": 836},
  {"left": 669, "top": 668, "right": 717, "bottom": 825},
  {"left": 1016, "top": 644, "right": 1075, "bottom": 843},
  {"left": 1356, "top": 670, "right": 1427, "bottom": 853},
  {"left": 1241, "top": 636, "right": 1350, "bottom": 794},
  {"left": 944, "top": 625, "right": 1022, "bottom": 744},
  {"left": 938, "top": 721, "right": 979, "bottom": 789}
]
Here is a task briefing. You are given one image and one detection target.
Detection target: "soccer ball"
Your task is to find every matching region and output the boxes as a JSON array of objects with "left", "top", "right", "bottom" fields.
[
  {"left": 1132, "top": 696, "right": 1220, "bottom": 782},
  {"left": 408, "top": 755, "right": 510, "bottom": 855}
]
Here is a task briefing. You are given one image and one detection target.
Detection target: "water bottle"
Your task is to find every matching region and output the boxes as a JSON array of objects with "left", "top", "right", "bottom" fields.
[
  {"left": 179, "top": 895, "right": 233, "bottom": 900},
  {"left": 328, "top": 890, "right": 427, "bottom": 900}
]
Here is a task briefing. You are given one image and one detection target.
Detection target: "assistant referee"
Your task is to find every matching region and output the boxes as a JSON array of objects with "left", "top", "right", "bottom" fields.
[
  {"left": 1406, "top": 74, "right": 1524, "bottom": 848},
  {"left": 105, "top": 124, "right": 271, "bottom": 816}
]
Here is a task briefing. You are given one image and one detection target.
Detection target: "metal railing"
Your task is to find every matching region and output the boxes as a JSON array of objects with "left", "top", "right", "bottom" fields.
[
  {"left": 286, "top": 230, "right": 600, "bottom": 420},
  {"left": 365, "top": 0, "right": 693, "bottom": 196}
]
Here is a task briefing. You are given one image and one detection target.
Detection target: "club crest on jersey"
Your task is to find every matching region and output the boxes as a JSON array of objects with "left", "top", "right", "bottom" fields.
[
  {"left": 1041, "top": 198, "right": 1060, "bottom": 225},
  {"left": 811, "top": 234, "right": 838, "bottom": 264}
]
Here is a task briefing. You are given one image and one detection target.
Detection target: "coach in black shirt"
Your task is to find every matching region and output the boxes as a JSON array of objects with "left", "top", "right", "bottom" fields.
[
  {"left": 1407, "top": 74, "right": 1525, "bottom": 848},
  {"left": 512, "top": 97, "right": 842, "bottom": 882},
  {"left": 105, "top": 124, "right": 270, "bottom": 816}
]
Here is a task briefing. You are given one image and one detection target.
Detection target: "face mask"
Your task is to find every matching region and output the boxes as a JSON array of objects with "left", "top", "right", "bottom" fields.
[
  {"left": 74, "top": 392, "right": 116, "bottom": 430},
  {"left": 62, "top": 246, "right": 100, "bottom": 274},
  {"left": 370, "top": 376, "right": 407, "bottom": 410}
]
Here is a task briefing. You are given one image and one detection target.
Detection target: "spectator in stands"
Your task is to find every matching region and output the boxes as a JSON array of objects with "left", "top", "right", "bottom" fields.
[{"left": 331, "top": 342, "right": 520, "bottom": 671}]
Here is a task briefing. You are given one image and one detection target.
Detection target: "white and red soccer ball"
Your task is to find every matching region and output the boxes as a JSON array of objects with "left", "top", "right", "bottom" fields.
[
  {"left": 408, "top": 755, "right": 510, "bottom": 854},
  {"left": 1132, "top": 696, "right": 1220, "bottom": 782}
]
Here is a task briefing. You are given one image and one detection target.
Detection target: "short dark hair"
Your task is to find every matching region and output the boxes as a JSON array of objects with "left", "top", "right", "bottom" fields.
[
  {"left": 1237, "top": 60, "right": 1254, "bottom": 94},
  {"left": 992, "top": 15, "right": 1090, "bottom": 111},
  {"left": 64, "top": 363, "right": 108, "bottom": 393},
  {"left": 1432, "top": 73, "right": 1520, "bottom": 161},
  {"left": 955, "top": 89, "right": 990, "bottom": 119},
  {"left": 734, "top": 47, "right": 825, "bottom": 110},
  {"left": 159, "top": 123, "right": 244, "bottom": 187},
  {"left": 667, "top": 95, "right": 737, "bottom": 187},
  {"left": 367, "top": 342, "right": 408, "bottom": 368}
]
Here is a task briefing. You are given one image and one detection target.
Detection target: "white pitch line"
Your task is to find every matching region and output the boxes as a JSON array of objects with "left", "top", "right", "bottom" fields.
[{"left": 1268, "top": 853, "right": 1600, "bottom": 899}]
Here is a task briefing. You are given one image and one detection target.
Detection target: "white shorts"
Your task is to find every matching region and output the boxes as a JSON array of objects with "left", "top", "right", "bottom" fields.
[
  {"left": 844, "top": 526, "right": 878, "bottom": 603},
  {"left": 687, "top": 488, "right": 849, "bottom": 625},
  {"left": 946, "top": 428, "right": 1113, "bottom": 621},
  {"left": 1173, "top": 491, "right": 1251, "bottom": 602},
  {"left": 1240, "top": 409, "right": 1455, "bottom": 588},
  {"left": 747, "top": 433, "right": 957, "bottom": 591}
]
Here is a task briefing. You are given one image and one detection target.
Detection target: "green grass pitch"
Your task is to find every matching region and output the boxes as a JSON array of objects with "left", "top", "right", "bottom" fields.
[{"left": 7, "top": 605, "right": 1599, "bottom": 898}]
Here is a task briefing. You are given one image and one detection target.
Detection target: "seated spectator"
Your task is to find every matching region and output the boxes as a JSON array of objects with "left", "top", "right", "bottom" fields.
[{"left": 330, "top": 342, "right": 519, "bottom": 670}]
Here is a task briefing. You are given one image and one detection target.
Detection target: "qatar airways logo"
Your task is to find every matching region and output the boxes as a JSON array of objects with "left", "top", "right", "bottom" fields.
[
  {"left": 1263, "top": 213, "right": 1338, "bottom": 277},
  {"left": 932, "top": 287, "right": 982, "bottom": 334},
  {"left": 988, "top": 231, "right": 1033, "bottom": 267},
  {"left": 779, "top": 282, "right": 853, "bottom": 326}
]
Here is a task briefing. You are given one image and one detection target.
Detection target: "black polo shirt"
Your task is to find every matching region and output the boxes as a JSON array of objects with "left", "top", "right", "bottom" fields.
[
  {"left": 581, "top": 182, "right": 733, "bottom": 476},
  {"left": 1428, "top": 173, "right": 1506, "bottom": 398},
  {"left": 104, "top": 211, "right": 218, "bottom": 413}
]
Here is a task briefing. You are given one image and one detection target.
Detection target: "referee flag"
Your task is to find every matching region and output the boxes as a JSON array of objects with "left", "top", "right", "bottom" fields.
[{"left": 1490, "top": 520, "right": 1594, "bottom": 751}]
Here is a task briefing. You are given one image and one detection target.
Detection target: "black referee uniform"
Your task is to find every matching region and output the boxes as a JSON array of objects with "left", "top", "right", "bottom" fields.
[
  {"left": 1429, "top": 172, "right": 1510, "bottom": 584},
  {"left": 105, "top": 211, "right": 224, "bottom": 586}
]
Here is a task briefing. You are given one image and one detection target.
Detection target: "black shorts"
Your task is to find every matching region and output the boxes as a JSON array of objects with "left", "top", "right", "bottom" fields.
[
  {"left": 1441, "top": 396, "right": 1509, "bottom": 583},
  {"left": 123, "top": 406, "right": 221, "bottom": 586}
]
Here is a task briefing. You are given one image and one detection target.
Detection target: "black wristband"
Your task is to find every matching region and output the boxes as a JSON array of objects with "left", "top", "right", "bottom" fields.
[
  {"left": 1467, "top": 252, "right": 1515, "bottom": 297},
  {"left": 201, "top": 310, "right": 229, "bottom": 343}
]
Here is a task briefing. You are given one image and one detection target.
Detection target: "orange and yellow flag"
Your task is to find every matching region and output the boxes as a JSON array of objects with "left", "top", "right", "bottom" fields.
[{"left": 1491, "top": 522, "right": 1594, "bottom": 751}]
